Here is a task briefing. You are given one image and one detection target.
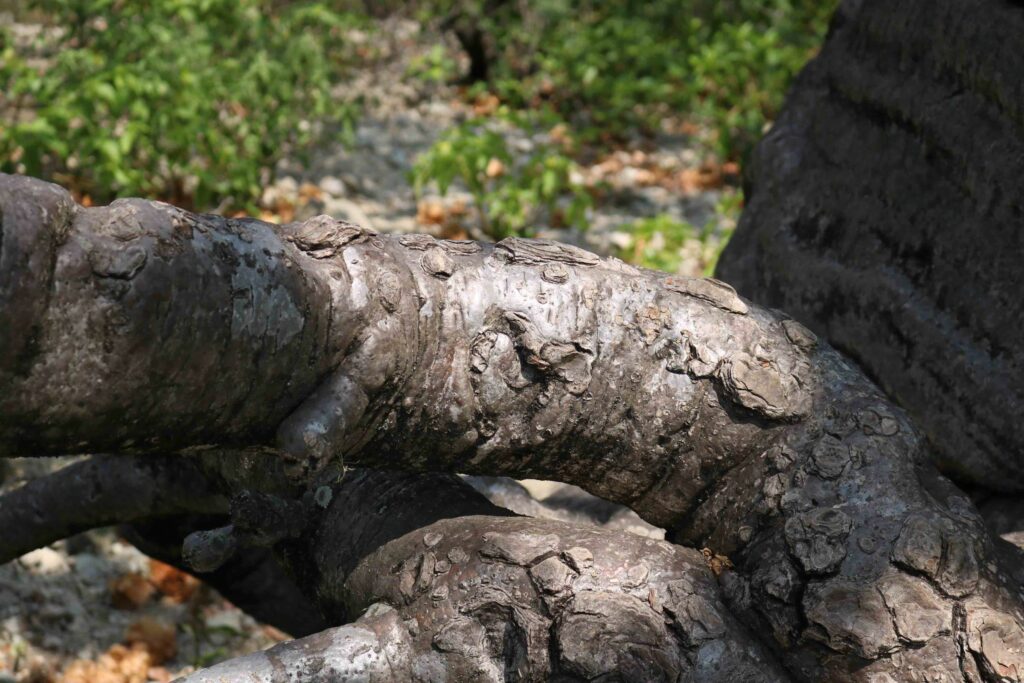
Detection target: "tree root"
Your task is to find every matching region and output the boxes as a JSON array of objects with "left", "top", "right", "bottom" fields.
[
  {"left": 122, "top": 515, "right": 330, "bottom": 638},
  {"left": 181, "top": 469, "right": 789, "bottom": 682},
  {"left": 0, "top": 455, "right": 224, "bottom": 565},
  {"left": 2, "top": 175, "right": 1023, "bottom": 680}
]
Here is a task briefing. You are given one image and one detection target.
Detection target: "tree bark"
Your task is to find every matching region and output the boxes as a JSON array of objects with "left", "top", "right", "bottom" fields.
[
  {"left": 0, "top": 455, "right": 225, "bottom": 564},
  {"left": 715, "top": 0, "right": 1024, "bottom": 493},
  {"left": 121, "top": 515, "right": 331, "bottom": 638},
  {"left": 180, "top": 468, "right": 788, "bottom": 682},
  {"left": 2, "top": 173, "right": 1023, "bottom": 680}
]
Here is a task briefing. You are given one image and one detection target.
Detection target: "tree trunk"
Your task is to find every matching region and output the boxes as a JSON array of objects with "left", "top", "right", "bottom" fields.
[
  {"left": 716, "top": 0, "right": 1024, "bottom": 493},
  {"left": 2, "top": 173, "right": 1023, "bottom": 680}
]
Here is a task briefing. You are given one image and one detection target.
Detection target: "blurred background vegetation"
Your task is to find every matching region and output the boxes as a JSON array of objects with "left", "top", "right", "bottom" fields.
[{"left": 0, "top": 0, "right": 837, "bottom": 275}]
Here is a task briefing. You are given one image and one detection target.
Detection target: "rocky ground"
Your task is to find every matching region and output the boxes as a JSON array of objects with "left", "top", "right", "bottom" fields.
[{"left": 1, "top": 17, "right": 729, "bottom": 683}]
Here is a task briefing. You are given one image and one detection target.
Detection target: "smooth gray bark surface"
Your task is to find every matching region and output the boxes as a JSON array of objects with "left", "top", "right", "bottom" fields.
[
  {"left": 2, "top": 174, "right": 1023, "bottom": 680},
  {"left": 0, "top": 455, "right": 225, "bottom": 564},
  {"left": 716, "top": 0, "right": 1024, "bottom": 492}
]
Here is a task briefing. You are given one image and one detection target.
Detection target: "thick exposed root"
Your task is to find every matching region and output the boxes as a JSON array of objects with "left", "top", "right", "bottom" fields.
[
  {"left": 0, "top": 455, "right": 224, "bottom": 565},
  {"left": 181, "top": 469, "right": 789, "bottom": 682},
  {"left": 2, "top": 175, "right": 1022, "bottom": 679}
]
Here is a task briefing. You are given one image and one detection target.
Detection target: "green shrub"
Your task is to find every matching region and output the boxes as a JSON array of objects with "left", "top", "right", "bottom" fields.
[
  {"left": 1, "top": 0, "right": 365, "bottom": 211},
  {"left": 423, "top": 0, "right": 837, "bottom": 161},
  {"left": 405, "top": 43, "right": 459, "bottom": 84},
  {"left": 686, "top": 1, "right": 834, "bottom": 157},
  {"left": 615, "top": 190, "right": 743, "bottom": 276},
  {"left": 617, "top": 214, "right": 700, "bottom": 274},
  {"left": 410, "top": 116, "right": 591, "bottom": 239}
]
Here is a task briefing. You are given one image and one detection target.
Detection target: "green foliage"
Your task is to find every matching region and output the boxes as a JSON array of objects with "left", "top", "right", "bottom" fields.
[
  {"left": 0, "top": 0, "right": 365, "bottom": 210},
  {"left": 687, "top": 1, "right": 833, "bottom": 157},
  {"left": 615, "top": 190, "right": 742, "bottom": 276},
  {"left": 410, "top": 116, "right": 591, "bottom": 239},
  {"left": 405, "top": 43, "right": 459, "bottom": 84},
  {"left": 406, "top": 0, "right": 831, "bottom": 249},
  {"left": 426, "top": 0, "right": 837, "bottom": 161},
  {"left": 618, "top": 214, "right": 698, "bottom": 273},
  {"left": 489, "top": 2, "right": 693, "bottom": 135}
]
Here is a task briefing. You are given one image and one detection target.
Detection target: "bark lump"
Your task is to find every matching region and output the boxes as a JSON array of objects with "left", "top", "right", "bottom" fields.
[{"left": 2, "top": 172, "right": 1023, "bottom": 681}]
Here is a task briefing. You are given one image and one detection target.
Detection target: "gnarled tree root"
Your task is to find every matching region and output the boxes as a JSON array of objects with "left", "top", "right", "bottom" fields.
[
  {"left": 2, "top": 174, "right": 1023, "bottom": 680},
  {"left": 121, "top": 515, "right": 330, "bottom": 638},
  {"left": 181, "top": 469, "right": 788, "bottom": 682}
]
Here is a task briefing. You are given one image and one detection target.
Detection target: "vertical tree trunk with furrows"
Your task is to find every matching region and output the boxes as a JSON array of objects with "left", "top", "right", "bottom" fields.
[{"left": 716, "top": 0, "right": 1024, "bottom": 493}]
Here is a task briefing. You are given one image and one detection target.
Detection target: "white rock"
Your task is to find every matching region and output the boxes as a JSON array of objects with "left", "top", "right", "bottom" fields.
[
  {"left": 205, "top": 609, "right": 245, "bottom": 634},
  {"left": 325, "top": 198, "right": 374, "bottom": 229},
  {"left": 275, "top": 176, "right": 299, "bottom": 195},
  {"left": 318, "top": 175, "right": 347, "bottom": 198},
  {"left": 19, "top": 547, "right": 69, "bottom": 575}
]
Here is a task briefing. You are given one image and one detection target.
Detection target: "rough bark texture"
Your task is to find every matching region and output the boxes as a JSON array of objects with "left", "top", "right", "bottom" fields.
[
  {"left": 715, "top": 0, "right": 1024, "bottom": 492},
  {"left": 182, "top": 468, "right": 787, "bottom": 682},
  {"left": 0, "top": 173, "right": 339, "bottom": 457},
  {"left": 2, "top": 174, "right": 1024, "bottom": 680}
]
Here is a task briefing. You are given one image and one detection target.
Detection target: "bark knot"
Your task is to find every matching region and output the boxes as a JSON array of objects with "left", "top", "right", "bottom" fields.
[
  {"left": 892, "top": 515, "right": 979, "bottom": 597},
  {"left": 493, "top": 237, "right": 600, "bottom": 267},
  {"left": 89, "top": 243, "right": 148, "bottom": 280},
  {"left": 784, "top": 506, "right": 852, "bottom": 574},
  {"left": 664, "top": 276, "right": 748, "bottom": 315},
  {"left": 289, "top": 215, "right": 374, "bottom": 258},
  {"left": 503, "top": 311, "right": 594, "bottom": 395},
  {"left": 804, "top": 579, "right": 900, "bottom": 659},
  {"left": 420, "top": 246, "right": 456, "bottom": 279},
  {"left": 782, "top": 319, "right": 817, "bottom": 351},
  {"left": 718, "top": 352, "right": 811, "bottom": 421}
]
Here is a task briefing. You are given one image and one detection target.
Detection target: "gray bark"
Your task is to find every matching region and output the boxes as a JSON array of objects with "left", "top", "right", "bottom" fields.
[
  {"left": 2, "top": 173, "right": 1023, "bottom": 680},
  {"left": 0, "top": 455, "right": 225, "bottom": 564},
  {"left": 121, "top": 515, "right": 331, "bottom": 638},
  {"left": 179, "top": 468, "right": 787, "bottom": 682},
  {"left": 715, "top": 0, "right": 1024, "bottom": 493}
]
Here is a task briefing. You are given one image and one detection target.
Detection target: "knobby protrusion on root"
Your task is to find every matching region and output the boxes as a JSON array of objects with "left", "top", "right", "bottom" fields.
[{"left": 3, "top": 174, "right": 1024, "bottom": 680}]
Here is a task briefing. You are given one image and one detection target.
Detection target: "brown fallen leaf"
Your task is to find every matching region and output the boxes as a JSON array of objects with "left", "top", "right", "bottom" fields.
[
  {"left": 678, "top": 120, "right": 702, "bottom": 137},
  {"left": 701, "top": 547, "right": 734, "bottom": 577},
  {"left": 125, "top": 617, "right": 177, "bottom": 665},
  {"left": 631, "top": 167, "right": 658, "bottom": 186},
  {"left": 146, "top": 666, "right": 172, "bottom": 683},
  {"left": 109, "top": 572, "right": 155, "bottom": 610},
  {"left": 416, "top": 199, "right": 446, "bottom": 226},
  {"left": 148, "top": 559, "right": 199, "bottom": 604},
  {"left": 679, "top": 164, "right": 724, "bottom": 194},
  {"left": 61, "top": 643, "right": 150, "bottom": 683},
  {"left": 485, "top": 157, "right": 505, "bottom": 178},
  {"left": 549, "top": 123, "right": 571, "bottom": 147},
  {"left": 262, "top": 624, "right": 291, "bottom": 643},
  {"left": 298, "top": 182, "right": 323, "bottom": 202},
  {"left": 472, "top": 92, "right": 500, "bottom": 117}
]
